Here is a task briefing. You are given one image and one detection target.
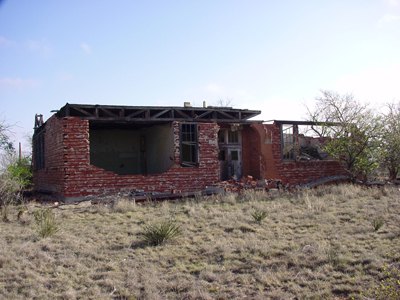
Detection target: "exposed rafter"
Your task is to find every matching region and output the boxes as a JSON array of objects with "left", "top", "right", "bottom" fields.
[
  {"left": 272, "top": 120, "right": 340, "bottom": 126},
  {"left": 55, "top": 103, "right": 261, "bottom": 123}
]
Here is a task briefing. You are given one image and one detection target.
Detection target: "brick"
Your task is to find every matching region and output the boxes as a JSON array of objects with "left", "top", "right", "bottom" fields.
[
  {"left": 34, "top": 117, "right": 220, "bottom": 198},
  {"left": 33, "top": 116, "right": 347, "bottom": 199}
]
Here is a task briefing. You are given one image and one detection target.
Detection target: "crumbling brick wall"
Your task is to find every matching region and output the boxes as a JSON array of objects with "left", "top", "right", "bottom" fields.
[
  {"left": 242, "top": 125, "right": 261, "bottom": 179},
  {"left": 254, "top": 123, "right": 347, "bottom": 185},
  {"left": 34, "top": 116, "right": 220, "bottom": 199},
  {"left": 33, "top": 115, "right": 65, "bottom": 194}
]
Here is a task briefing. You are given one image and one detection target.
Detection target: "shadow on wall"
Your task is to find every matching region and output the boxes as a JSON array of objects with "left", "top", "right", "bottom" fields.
[{"left": 89, "top": 122, "right": 174, "bottom": 175}]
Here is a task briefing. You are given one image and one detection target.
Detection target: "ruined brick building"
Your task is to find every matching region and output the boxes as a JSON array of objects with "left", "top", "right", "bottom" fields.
[{"left": 33, "top": 103, "right": 347, "bottom": 201}]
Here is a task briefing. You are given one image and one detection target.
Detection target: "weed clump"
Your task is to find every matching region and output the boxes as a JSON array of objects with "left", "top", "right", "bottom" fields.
[
  {"left": 142, "top": 220, "right": 181, "bottom": 246},
  {"left": 251, "top": 210, "right": 267, "bottom": 224},
  {"left": 33, "top": 208, "right": 59, "bottom": 238},
  {"left": 372, "top": 217, "right": 385, "bottom": 232},
  {"left": 112, "top": 198, "right": 136, "bottom": 213},
  {"left": 326, "top": 243, "right": 341, "bottom": 267}
]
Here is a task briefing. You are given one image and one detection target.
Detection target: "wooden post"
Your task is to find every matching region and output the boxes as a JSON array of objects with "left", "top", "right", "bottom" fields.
[{"left": 19, "top": 142, "right": 22, "bottom": 162}]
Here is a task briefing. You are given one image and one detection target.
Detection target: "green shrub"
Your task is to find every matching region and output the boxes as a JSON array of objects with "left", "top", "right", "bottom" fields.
[
  {"left": 33, "top": 208, "right": 59, "bottom": 238},
  {"left": 0, "top": 156, "right": 30, "bottom": 222},
  {"left": 142, "top": 220, "right": 181, "bottom": 246},
  {"left": 0, "top": 173, "right": 22, "bottom": 222},
  {"left": 372, "top": 217, "right": 385, "bottom": 232},
  {"left": 7, "top": 157, "right": 32, "bottom": 189},
  {"left": 251, "top": 210, "right": 267, "bottom": 224}
]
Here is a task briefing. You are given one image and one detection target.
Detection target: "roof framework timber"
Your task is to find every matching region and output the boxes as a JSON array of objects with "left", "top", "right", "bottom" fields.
[
  {"left": 55, "top": 103, "right": 261, "bottom": 123},
  {"left": 272, "top": 120, "right": 340, "bottom": 126}
]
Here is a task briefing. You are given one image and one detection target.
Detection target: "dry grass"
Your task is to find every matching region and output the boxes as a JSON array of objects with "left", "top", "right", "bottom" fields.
[{"left": 1, "top": 184, "right": 400, "bottom": 299}]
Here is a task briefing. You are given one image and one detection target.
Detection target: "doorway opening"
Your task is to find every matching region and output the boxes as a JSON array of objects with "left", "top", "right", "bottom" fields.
[{"left": 218, "top": 126, "right": 242, "bottom": 180}]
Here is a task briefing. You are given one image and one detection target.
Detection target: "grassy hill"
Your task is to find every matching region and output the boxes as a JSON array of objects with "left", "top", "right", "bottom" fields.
[{"left": 1, "top": 184, "right": 399, "bottom": 299}]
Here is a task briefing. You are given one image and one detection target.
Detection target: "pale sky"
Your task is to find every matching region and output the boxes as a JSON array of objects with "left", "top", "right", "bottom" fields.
[{"left": 1, "top": 0, "right": 399, "bottom": 153}]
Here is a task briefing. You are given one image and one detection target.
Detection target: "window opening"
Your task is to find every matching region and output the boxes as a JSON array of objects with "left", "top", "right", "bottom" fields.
[
  {"left": 228, "top": 130, "right": 239, "bottom": 143},
  {"left": 89, "top": 123, "right": 174, "bottom": 175},
  {"left": 180, "top": 123, "right": 198, "bottom": 166},
  {"left": 281, "top": 123, "right": 330, "bottom": 161},
  {"left": 231, "top": 150, "right": 239, "bottom": 161},
  {"left": 282, "top": 125, "right": 295, "bottom": 160},
  {"left": 33, "top": 131, "right": 45, "bottom": 170},
  {"left": 218, "top": 130, "right": 225, "bottom": 143}
]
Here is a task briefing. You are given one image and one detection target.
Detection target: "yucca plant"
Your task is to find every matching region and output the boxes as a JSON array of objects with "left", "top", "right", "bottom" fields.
[
  {"left": 251, "top": 210, "right": 267, "bottom": 224},
  {"left": 33, "top": 208, "right": 59, "bottom": 238},
  {"left": 142, "top": 220, "right": 181, "bottom": 246}
]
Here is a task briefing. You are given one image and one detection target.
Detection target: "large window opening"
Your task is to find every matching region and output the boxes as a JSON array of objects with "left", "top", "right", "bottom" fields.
[
  {"left": 180, "top": 123, "right": 198, "bottom": 167},
  {"left": 281, "top": 123, "right": 330, "bottom": 161},
  {"left": 89, "top": 122, "right": 174, "bottom": 175}
]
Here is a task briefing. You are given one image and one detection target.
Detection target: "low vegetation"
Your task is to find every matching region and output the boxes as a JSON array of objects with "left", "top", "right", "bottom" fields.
[
  {"left": 372, "top": 216, "right": 385, "bottom": 232},
  {"left": 141, "top": 219, "right": 181, "bottom": 246},
  {"left": 0, "top": 184, "right": 399, "bottom": 299},
  {"left": 251, "top": 209, "right": 268, "bottom": 224},
  {"left": 33, "top": 208, "right": 60, "bottom": 238},
  {"left": 0, "top": 166, "right": 25, "bottom": 222}
]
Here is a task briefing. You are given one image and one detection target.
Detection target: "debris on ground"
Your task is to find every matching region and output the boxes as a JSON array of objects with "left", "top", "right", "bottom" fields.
[
  {"left": 211, "top": 175, "right": 283, "bottom": 193},
  {"left": 27, "top": 175, "right": 285, "bottom": 206}
]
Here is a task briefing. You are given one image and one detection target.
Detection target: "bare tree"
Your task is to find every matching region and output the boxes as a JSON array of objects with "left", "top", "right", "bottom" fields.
[
  {"left": 379, "top": 101, "right": 400, "bottom": 180},
  {"left": 216, "top": 97, "right": 234, "bottom": 108},
  {"left": 307, "top": 90, "right": 381, "bottom": 181},
  {"left": 0, "top": 120, "right": 14, "bottom": 153}
]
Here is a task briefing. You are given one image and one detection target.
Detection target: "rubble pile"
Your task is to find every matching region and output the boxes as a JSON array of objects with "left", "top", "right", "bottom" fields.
[{"left": 212, "top": 175, "right": 283, "bottom": 193}]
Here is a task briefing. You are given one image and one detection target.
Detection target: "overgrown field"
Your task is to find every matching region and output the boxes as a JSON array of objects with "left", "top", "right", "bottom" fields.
[{"left": 1, "top": 185, "right": 400, "bottom": 299}]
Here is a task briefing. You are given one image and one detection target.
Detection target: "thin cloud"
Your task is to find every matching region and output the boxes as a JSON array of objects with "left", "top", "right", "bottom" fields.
[
  {"left": 333, "top": 64, "right": 400, "bottom": 104},
  {"left": 384, "top": 0, "right": 399, "bottom": 6},
  {"left": 0, "top": 36, "right": 14, "bottom": 47},
  {"left": 80, "top": 42, "right": 92, "bottom": 55},
  {"left": 58, "top": 72, "right": 74, "bottom": 82},
  {"left": 380, "top": 13, "right": 400, "bottom": 23},
  {"left": 0, "top": 77, "right": 40, "bottom": 89},
  {"left": 26, "top": 39, "right": 52, "bottom": 56},
  {"left": 205, "top": 83, "right": 224, "bottom": 94},
  {"left": 378, "top": 14, "right": 400, "bottom": 27}
]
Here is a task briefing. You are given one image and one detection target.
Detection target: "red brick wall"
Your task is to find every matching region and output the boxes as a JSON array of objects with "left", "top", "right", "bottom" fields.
[
  {"left": 242, "top": 125, "right": 261, "bottom": 178},
  {"left": 33, "top": 115, "right": 65, "bottom": 194},
  {"left": 254, "top": 123, "right": 347, "bottom": 185},
  {"left": 34, "top": 116, "right": 347, "bottom": 197},
  {"left": 34, "top": 116, "right": 220, "bottom": 199}
]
